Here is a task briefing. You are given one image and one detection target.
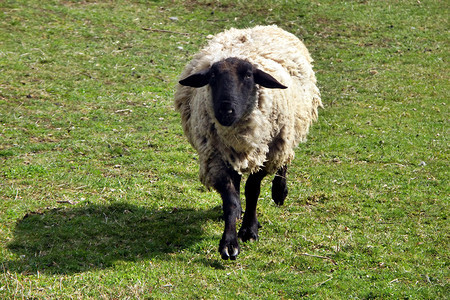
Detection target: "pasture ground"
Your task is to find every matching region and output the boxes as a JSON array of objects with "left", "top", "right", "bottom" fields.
[{"left": 0, "top": 0, "right": 448, "bottom": 298}]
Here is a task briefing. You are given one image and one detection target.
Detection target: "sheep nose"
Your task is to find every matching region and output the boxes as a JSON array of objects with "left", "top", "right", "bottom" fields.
[
  {"left": 223, "top": 108, "right": 234, "bottom": 115},
  {"left": 216, "top": 103, "right": 237, "bottom": 126},
  {"left": 219, "top": 105, "right": 234, "bottom": 116}
]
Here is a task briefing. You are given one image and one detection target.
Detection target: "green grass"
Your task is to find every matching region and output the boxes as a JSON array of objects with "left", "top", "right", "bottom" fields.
[{"left": 1, "top": 0, "right": 448, "bottom": 298}]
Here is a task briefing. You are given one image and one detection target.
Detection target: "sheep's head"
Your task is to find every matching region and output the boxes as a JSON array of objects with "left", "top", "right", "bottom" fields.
[{"left": 179, "top": 57, "right": 287, "bottom": 126}]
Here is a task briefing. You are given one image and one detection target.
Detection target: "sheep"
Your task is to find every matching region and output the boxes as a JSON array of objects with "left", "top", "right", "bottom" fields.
[{"left": 174, "top": 25, "right": 322, "bottom": 260}]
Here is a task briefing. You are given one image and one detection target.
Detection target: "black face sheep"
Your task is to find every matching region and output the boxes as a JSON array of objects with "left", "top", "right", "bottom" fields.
[{"left": 175, "top": 25, "right": 322, "bottom": 260}]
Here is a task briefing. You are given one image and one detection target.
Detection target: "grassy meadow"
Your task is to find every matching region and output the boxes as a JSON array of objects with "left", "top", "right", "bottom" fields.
[{"left": 0, "top": 0, "right": 448, "bottom": 298}]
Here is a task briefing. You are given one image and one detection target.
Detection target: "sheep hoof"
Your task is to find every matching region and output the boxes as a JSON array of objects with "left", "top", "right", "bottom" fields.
[
  {"left": 272, "top": 186, "right": 288, "bottom": 206},
  {"left": 238, "top": 226, "right": 259, "bottom": 242},
  {"left": 219, "top": 237, "right": 240, "bottom": 260},
  {"left": 273, "top": 197, "right": 285, "bottom": 206}
]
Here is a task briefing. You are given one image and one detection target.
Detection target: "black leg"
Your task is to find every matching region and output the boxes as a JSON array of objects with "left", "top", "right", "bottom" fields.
[
  {"left": 215, "top": 169, "right": 242, "bottom": 260},
  {"left": 272, "top": 165, "right": 288, "bottom": 206},
  {"left": 238, "top": 169, "right": 267, "bottom": 242}
]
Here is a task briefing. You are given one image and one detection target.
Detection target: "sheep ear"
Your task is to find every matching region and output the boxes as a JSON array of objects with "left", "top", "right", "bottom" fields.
[
  {"left": 179, "top": 69, "right": 210, "bottom": 88},
  {"left": 254, "top": 69, "right": 287, "bottom": 89}
]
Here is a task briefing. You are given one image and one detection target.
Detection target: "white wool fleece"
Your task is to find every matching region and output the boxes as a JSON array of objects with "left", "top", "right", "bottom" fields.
[{"left": 175, "top": 25, "right": 322, "bottom": 188}]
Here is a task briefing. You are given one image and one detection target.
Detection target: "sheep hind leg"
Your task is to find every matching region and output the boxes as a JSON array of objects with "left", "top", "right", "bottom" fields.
[
  {"left": 272, "top": 165, "right": 288, "bottom": 206},
  {"left": 216, "top": 169, "right": 242, "bottom": 260},
  {"left": 238, "top": 169, "right": 268, "bottom": 242}
]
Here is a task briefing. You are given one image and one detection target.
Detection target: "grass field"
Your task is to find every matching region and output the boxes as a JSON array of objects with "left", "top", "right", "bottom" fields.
[{"left": 1, "top": 0, "right": 448, "bottom": 298}]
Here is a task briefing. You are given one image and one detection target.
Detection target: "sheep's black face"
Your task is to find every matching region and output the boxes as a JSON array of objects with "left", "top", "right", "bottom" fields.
[
  {"left": 209, "top": 58, "right": 257, "bottom": 126},
  {"left": 179, "top": 57, "right": 287, "bottom": 127}
]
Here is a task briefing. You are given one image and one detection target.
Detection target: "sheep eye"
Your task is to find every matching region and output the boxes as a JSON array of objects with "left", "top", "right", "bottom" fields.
[
  {"left": 244, "top": 72, "right": 252, "bottom": 79},
  {"left": 209, "top": 72, "right": 217, "bottom": 83}
]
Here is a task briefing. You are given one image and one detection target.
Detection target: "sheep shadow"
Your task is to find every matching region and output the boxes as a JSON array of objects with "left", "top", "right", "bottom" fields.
[{"left": 4, "top": 203, "right": 222, "bottom": 274}]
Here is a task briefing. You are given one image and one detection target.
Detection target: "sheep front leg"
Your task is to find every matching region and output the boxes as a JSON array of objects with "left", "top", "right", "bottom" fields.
[
  {"left": 215, "top": 169, "right": 242, "bottom": 260},
  {"left": 238, "top": 169, "right": 268, "bottom": 242}
]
